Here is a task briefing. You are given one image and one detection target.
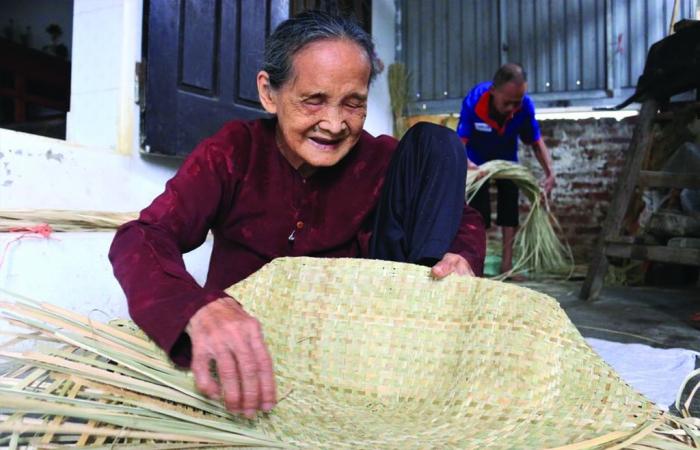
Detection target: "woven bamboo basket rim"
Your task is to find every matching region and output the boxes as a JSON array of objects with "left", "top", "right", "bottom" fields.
[{"left": 1, "top": 257, "right": 698, "bottom": 449}]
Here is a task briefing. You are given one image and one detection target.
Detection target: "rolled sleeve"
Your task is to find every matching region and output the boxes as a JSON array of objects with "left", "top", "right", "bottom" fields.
[
  {"left": 448, "top": 202, "right": 487, "bottom": 276},
  {"left": 109, "top": 139, "right": 236, "bottom": 366}
]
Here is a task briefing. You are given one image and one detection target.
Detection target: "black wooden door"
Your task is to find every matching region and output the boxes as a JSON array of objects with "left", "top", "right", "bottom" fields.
[{"left": 143, "top": 0, "right": 289, "bottom": 157}]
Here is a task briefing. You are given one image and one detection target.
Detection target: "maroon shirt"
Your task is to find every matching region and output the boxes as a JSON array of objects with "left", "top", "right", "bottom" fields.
[{"left": 109, "top": 118, "right": 486, "bottom": 365}]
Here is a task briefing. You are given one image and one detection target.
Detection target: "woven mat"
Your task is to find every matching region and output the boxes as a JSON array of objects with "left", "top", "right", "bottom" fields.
[
  {"left": 1, "top": 257, "right": 696, "bottom": 449},
  {"left": 225, "top": 257, "right": 682, "bottom": 449}
]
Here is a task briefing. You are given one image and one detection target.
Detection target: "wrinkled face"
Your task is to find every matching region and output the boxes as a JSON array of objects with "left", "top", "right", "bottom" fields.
[
  {"left": 257, "top": 38, "right": 371, "bottom": 170},
  {"left": 490, "top": 81, "right": 527, "bottom": 118}
]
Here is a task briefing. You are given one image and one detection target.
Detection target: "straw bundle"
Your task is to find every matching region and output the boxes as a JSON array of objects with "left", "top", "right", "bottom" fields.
[
  {"left": 0, "top": 292, "right": 285, "bottom": 448},
  {"left": 0, "top": 210, "right": 138, "bottom": 232},
  {"left": 387, "top": 62, "right": 410, "bottom": 139},
  {"left": 1, "top": 257, "right": 698, "bottom": 448},
  {"left": 466, "top": 160, "right": 573, "bottom": 279}
]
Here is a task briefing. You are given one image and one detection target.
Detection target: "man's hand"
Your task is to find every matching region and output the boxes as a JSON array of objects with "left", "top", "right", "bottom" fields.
[
  {"left": 541, "top": 174, "right": 556, "bottom": 198},
  {"left": 468, "top": 161, "right": 487, "bottom": 181},
  {"left": 531, "top": 139, "right": 555, "bottom": 199},
  {"left": 186, "top": 297, "right": 276, "bottom": 418},
  {"left": 431, "top": 252, "right": 475, "bottom": 279}
]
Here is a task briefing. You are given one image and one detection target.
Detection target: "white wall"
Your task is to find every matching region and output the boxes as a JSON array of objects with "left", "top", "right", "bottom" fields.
[
  {"left": 0, "top": 0, "right": 199, "bottom": 321},
  {"left": 0, "top": 0, "right": 395, "bottom": 322},
  {"left": 67, "top": 0, "right": 139, "bottom": 152},
  {"left": 0, "top": 121, "right": 212, "bottom": 321},
  {"left": 364, "top": 0, "right": 396, "bottom": 138}
]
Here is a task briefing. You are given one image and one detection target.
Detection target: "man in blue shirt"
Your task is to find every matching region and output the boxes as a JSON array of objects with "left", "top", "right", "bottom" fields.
[{"left": 457, "top": 63, "right": 555, "bottom": 278}]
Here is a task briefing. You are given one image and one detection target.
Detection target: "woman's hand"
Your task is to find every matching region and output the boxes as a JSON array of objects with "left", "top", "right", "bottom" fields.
[
  {"left": 431, "top": 252, "right": 475, "bottom": 279},
  {"left": 186, "top": 297, "right": 276, "bottom": 418}
]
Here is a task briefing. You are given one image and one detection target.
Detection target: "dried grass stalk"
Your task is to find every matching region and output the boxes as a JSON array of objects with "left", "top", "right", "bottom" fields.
[
  {"left": 466, "top": 160, "right": 574, "bottom": 279},
  {"left": 0, "top": 210, "right": 138, "bottom": 232},
  {"left": 0, "top": 291, "right": 285, "bottom": 448},
  {"left": 2, "top": 258, "right": 699, "bottom": 449},
  {"left": 388, "top": 62, "right": 410, "bottom": 139}
]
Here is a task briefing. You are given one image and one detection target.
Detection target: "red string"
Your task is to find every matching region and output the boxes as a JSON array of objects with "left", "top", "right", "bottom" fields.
[{"left": 0, "top": 224, "right": 54, "bottom": 271}]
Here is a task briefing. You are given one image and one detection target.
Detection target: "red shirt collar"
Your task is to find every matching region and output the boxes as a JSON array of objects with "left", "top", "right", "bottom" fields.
[{"left": 474, "top": 91, "right": 521, "bottom": 135}]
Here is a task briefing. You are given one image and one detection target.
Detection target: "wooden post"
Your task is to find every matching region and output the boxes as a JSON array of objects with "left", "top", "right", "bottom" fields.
[
  {"left": 669, "top": 0, "right": 680, "bottom": 35},
  {"left": 579, "top": 98, "right": 658, "bottom": 302}
]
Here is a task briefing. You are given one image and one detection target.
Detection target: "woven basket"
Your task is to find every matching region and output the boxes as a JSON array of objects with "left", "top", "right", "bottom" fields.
[
  {"left": 1, "top": 257, "right": 696, "bottom": 449},
  {"left": 226, "top": 257, "right": 686, "bottom": 449}
]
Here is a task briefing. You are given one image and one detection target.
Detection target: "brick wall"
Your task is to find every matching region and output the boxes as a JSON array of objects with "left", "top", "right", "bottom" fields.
[{"left": 517, "top": 117, "right": 636, "bottom": 263}]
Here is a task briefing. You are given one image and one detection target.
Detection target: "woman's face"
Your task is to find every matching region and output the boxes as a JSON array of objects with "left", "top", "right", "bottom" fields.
[{"left": 257, "top": 38, "right": 371, "bottom": 170}]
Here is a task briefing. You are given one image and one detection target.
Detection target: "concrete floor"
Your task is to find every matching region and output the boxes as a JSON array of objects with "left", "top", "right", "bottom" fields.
[{"left": 522, "top": 280, "right": 700, "bottom": 351}]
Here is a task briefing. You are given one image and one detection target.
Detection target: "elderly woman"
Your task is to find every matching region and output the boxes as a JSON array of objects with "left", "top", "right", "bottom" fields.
[{"left": 109, "top": 11, "right": 485, "bottom": 418}]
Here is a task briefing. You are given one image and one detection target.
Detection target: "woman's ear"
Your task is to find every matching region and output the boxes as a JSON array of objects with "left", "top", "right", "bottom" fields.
[{"left": 257, "top": 71, "right": 277, "bottom": 114}]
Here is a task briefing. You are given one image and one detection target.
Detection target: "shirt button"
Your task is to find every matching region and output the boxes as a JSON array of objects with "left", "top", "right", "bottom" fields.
[{"left": 296, "top": 221, "right": 304, "bottom": 229}]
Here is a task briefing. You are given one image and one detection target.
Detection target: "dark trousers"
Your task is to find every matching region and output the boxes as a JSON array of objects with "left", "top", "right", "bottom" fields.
[
  {"left": 468, "top": 179, "right": 520, "bottom": 229},
  {"left": 369, "top": 122, "right": 467, "bottom": 266}
]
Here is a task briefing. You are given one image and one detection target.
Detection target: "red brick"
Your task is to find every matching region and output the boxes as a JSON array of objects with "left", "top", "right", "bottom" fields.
[{"left": 517, "top": 117, "right": 634, "bottom": 262}]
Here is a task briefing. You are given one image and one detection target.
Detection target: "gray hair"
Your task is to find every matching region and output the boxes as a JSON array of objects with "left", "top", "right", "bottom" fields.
[
  {"left": 492, "top": 63, "right": 528, "bottom": 89},
  {"left": 263, "top": 10, "right": 380, "bottom": 89}
]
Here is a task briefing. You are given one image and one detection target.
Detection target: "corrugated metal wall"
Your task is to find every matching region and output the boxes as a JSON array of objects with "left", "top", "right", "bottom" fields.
[
  {"left": 401, "top": 0, "right": 499, "bottom": 106},
  {"left": 505, "top": 0, "right": 607, "bottom": 95},
  {"left": 399, "top": 0, "right": 697, "bottom": 114},
  {"left": 612, "top": 0, "right": 694, "bottom": 88}
]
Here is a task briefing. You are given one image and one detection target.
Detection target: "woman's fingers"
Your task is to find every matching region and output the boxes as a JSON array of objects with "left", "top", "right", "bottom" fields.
[
  {"left": 191, "top": 348, "right": 221, "bottom": 400},
  {"left": 431, "top": 253, "right": 475, "bottom": 279},
  {"left": 187, "top": 297, "right": 277, "bottom": 417},
  {"left": 249, "top": 320, "right": 277, "bottom": 411},
  {"left": 228, "top": 330, "right": 260, "bottom": 417},
  {"left": 215, "top": 346, "right": 243, "bottom": 413}
]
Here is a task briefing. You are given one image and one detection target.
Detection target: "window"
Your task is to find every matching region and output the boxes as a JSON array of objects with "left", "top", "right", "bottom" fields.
[{"left": 0, "top": 0, "right": 72, "bottom": 139}]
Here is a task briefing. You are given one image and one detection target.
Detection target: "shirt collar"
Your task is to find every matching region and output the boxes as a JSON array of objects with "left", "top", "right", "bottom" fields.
[{"left": 474, "top": 90, "right": 521, "bottom": 135}]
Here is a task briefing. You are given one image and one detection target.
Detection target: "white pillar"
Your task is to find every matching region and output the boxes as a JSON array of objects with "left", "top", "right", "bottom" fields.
[
  {"left": 66, "top": 0, "right": 141, "bottom": 154},
  {"left": 365, "top": 0, "right": 396, "bottom": 137}
]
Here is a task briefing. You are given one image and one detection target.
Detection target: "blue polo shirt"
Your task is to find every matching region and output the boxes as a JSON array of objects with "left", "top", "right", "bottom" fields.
[{"left": 456, "top": 81, "right": 541, "bottom": 165}]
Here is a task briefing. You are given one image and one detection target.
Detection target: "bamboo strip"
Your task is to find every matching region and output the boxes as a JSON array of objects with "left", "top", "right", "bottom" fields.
[
  {"left": 0, "top": 209, "right": 138, "bottom": 232},
  {"left": 2, "top": 258, "right": 698, "bottom": 448},
  {"left": 466, "top": 160, "right": 574, "bottom": 279}
]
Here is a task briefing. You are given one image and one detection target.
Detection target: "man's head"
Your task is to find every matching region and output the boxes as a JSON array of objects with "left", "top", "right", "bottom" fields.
[
  {"left": 489, "top": 63, "right": 528, "bottom": 119},
  {"left": 256, "top": 11, "right": 380, "bottom": 170}
]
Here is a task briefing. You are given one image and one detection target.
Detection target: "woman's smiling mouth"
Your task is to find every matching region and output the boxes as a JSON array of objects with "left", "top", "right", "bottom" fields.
[{"left": 310, "top": 136, "right": 343, "bottom": 149}]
